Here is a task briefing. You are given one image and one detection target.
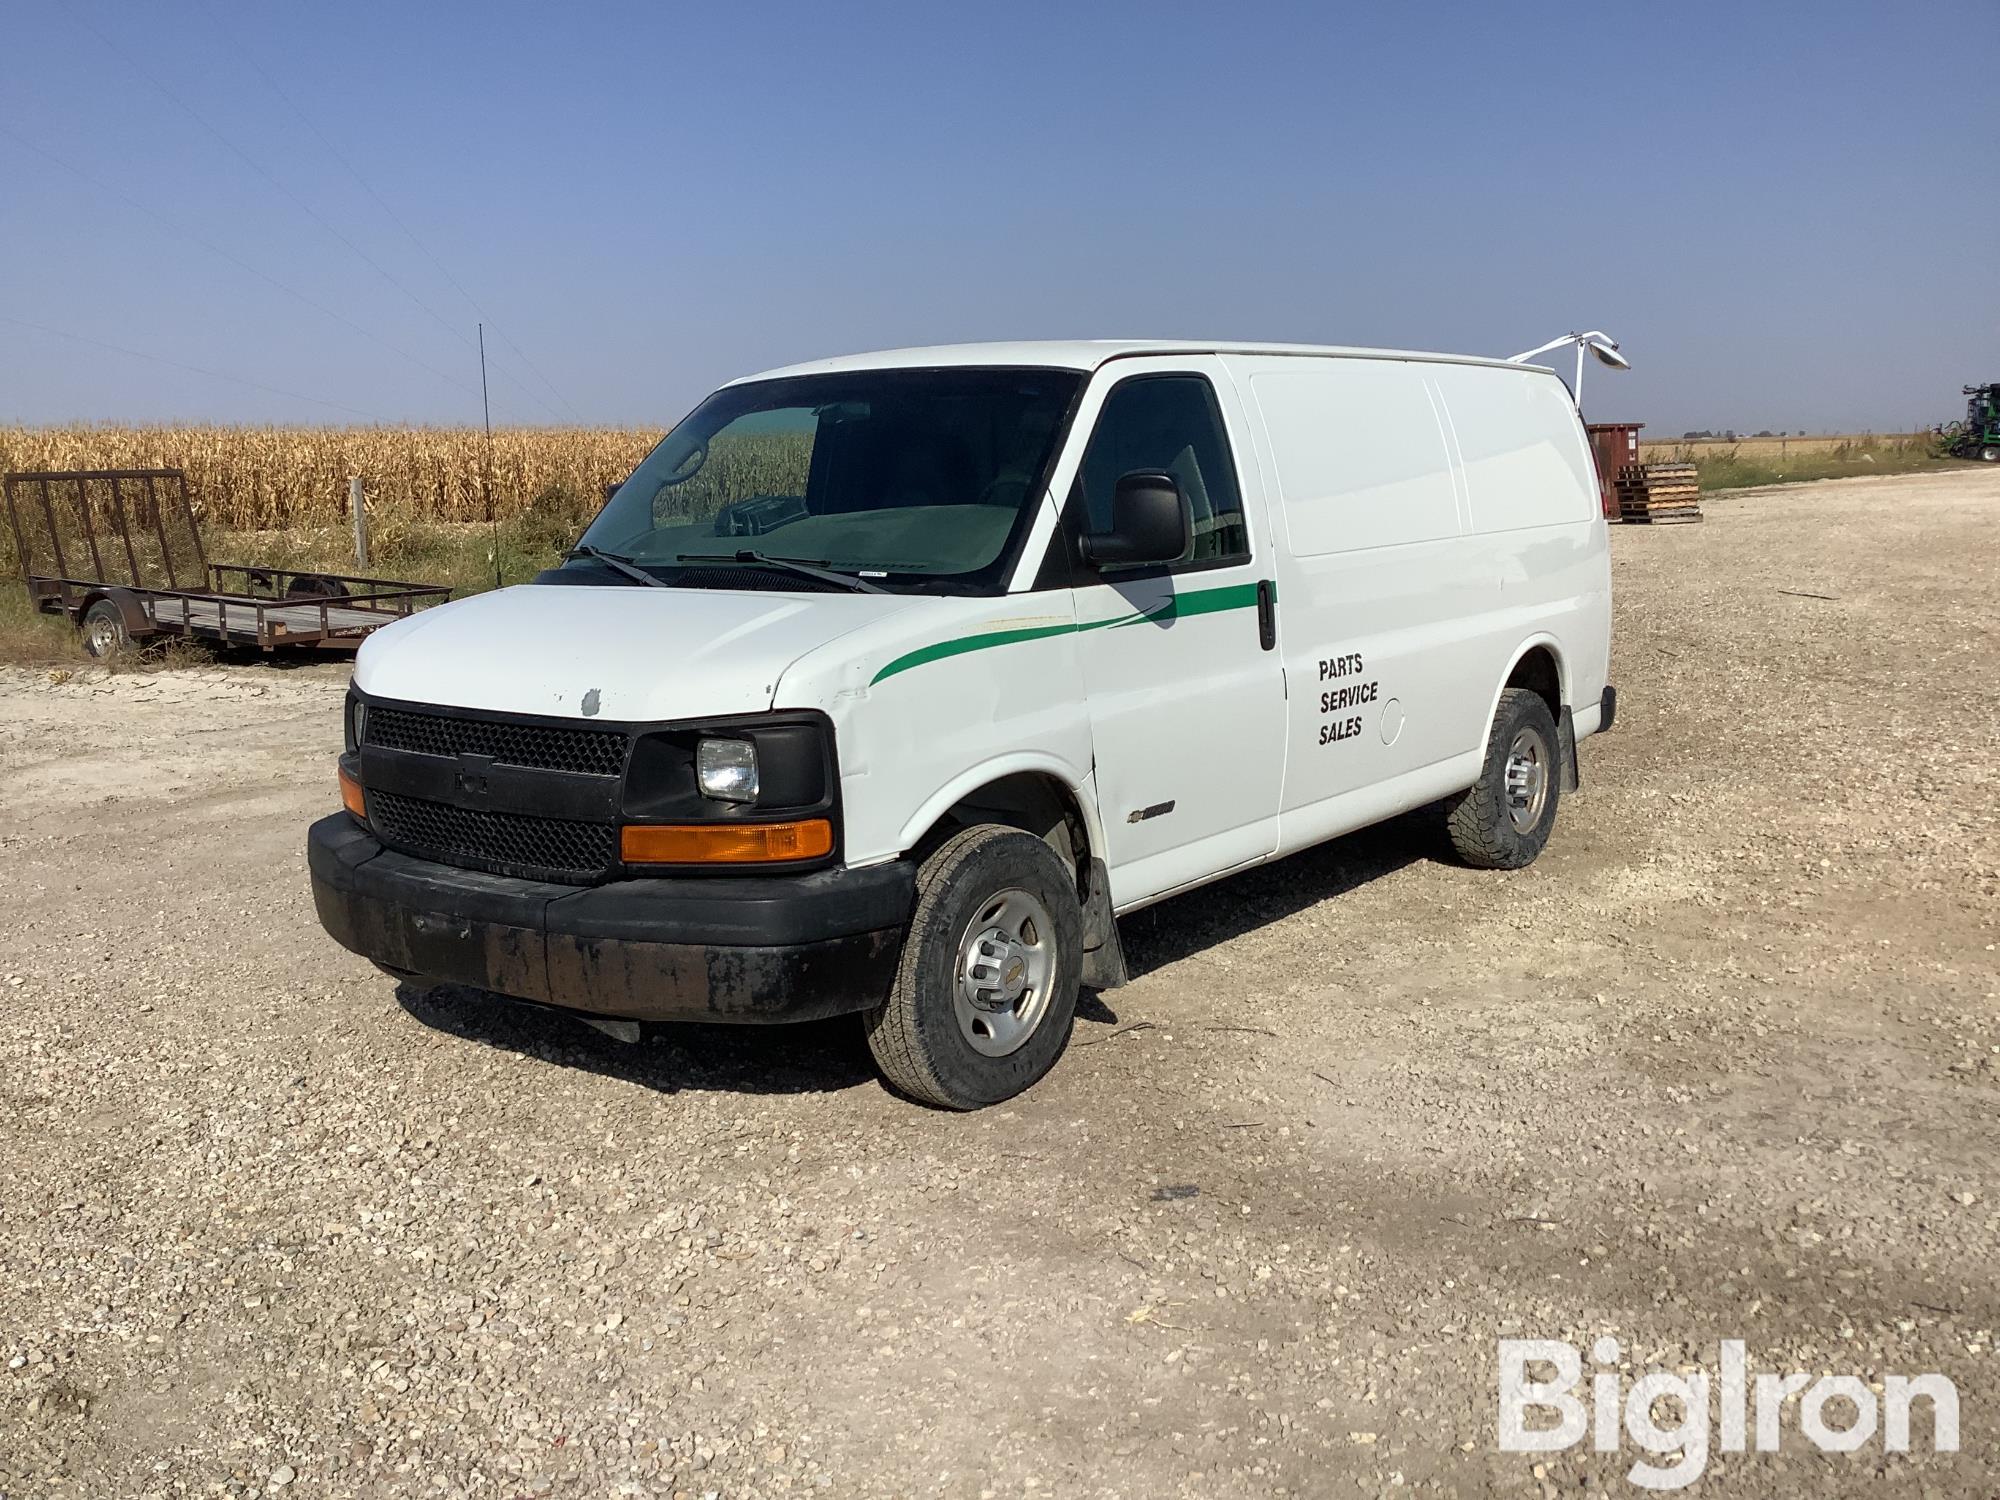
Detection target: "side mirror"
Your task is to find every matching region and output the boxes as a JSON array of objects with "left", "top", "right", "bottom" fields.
[{"left": 1079, "top": 470, "right": 1192, "bottom": 569}]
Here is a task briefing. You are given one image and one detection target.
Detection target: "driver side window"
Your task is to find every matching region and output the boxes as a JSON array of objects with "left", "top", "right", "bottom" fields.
[
  {"left": 1073, "top": 375, "right": 1250, "bottom": 567},
  {"left": 650, "top": 406, "right": 817, "bottom": 529}
]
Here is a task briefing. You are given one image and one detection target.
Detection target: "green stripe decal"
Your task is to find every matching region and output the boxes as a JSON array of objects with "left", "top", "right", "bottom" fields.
[
  {"left": 871, "top": 580, "right": 1265, "bottom": 685},
  {"left": 869, "top": 621, "right": 1078, "bottom": 684}
]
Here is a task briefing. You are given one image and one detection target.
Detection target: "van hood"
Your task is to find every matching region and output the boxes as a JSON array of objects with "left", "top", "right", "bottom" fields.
[{"left": 352, "top": 582, "right": 921, "bottom": 722}]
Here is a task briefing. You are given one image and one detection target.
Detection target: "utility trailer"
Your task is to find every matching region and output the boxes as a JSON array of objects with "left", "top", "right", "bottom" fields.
[{"left": 4, "top": 468, "right": 450, "bottom": 658}]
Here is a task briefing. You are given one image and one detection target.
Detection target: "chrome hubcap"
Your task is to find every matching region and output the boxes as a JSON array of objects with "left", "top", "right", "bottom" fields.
[
  {"left": 1504, "top": 727, "right": 1550, "bottom": 832},
  {"left": 952, "top": 888, "right": 1056, "bottom": 1057},
  {"left": 87, "top": 617, "right": 118, "bottom": 656}
]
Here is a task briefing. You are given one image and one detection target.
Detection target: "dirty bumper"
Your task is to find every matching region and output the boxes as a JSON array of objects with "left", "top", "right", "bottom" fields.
[{"left": 307, "top": 814, "right": 911, "bottom": 1022}]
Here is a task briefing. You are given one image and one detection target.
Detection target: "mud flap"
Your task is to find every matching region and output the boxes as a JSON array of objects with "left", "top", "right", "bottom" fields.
[
  {"left": 1078, "top": 856, "right": 1129, "bottom": 990},
  {"left": 1558, "top": 706, "right": 1581, "bottom": 794}
]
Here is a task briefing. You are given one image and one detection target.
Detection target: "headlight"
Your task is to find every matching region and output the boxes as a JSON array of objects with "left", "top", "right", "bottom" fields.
[{"left": 696, "top": 737, "right": 759, "bottom": 802}]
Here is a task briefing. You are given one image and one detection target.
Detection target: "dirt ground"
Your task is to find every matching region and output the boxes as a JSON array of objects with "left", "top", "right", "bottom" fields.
[{"left": 2, "top": 468, "right": 1995, "bottom": 1499}]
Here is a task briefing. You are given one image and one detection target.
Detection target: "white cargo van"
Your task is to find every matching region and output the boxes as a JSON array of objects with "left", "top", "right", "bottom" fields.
[{"left": 311, "top": 341, "right": 1614, "bottom": 1108}]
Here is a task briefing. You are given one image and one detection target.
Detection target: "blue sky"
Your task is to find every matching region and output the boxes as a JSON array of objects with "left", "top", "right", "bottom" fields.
[{"left": 2, "top": 1, "right": 1991, "bottom": 433}]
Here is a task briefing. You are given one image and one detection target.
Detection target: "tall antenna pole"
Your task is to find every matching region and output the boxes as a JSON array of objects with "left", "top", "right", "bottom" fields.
[{"left": 479, "top": 322, "right": 498, "bottom": 589}]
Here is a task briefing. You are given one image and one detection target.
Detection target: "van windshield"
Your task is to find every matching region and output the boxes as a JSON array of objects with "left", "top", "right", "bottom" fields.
[{"left": 566, "top": 368, "right": 1082, "bottom": 593}]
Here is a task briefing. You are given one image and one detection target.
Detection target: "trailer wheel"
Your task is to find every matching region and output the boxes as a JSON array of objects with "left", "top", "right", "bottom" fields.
[
  {"left": 864, "top": 824, "right": 1083, "bottom": 1110},
  {"left": 1980, "top": 445, "right": 1999, "bottom": 464},
  {"left": 81, "top": 600, "right": 130, "bottom": 659},
  {"left": 1446, "top": 688, "right": 1562, "bottom": 869}
]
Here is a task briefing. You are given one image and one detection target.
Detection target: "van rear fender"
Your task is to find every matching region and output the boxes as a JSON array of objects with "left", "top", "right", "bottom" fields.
[
  {"left": 1497, "top": 638, "right": 1566, "bottom": 721},
  {"left": 1477, "top": 635, "right": 1569, "bottom": 741},
  {"left": 1486, "top": 636, "right": 1578, "bottom": 790}
]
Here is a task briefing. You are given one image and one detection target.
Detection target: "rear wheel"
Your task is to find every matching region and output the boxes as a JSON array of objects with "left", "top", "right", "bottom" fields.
[
  {"left": 81, "top": 600, "right": 129, "bottom": 660},
  {"left": 865, "top": 824, "right": 1083, "bottom": 1109},
  {"left": 1446, "top": 687, "right": 1562, "bottom": 869},
  {"left": 1980, "top": 445, "right": 1999, "bottom": 463}
]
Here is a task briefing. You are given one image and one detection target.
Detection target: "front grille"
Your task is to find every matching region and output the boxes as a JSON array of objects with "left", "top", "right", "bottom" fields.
[
  {"left": 365, "top": 706, "right": 627, "bottom": 777},
  {"left": 369, "top": 788, "right": 617, "bottom": 882}
]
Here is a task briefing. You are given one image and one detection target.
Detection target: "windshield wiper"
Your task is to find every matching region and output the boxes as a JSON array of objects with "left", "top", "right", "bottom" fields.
[
  {"left": 564, "top": 544, "right": 668, "bottom": 589},
  {"left": 676, "top": 549, "right": 886, "bottom": 595}
]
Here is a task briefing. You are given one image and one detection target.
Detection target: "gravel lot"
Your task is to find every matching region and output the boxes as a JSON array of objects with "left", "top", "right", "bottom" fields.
[{"left": 3, "top": 468, "right": 1996, "bottom": 1499}]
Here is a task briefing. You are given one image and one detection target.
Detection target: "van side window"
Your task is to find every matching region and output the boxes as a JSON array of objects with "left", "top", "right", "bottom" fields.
[{"left": 1074, "top": 376, "right": 1249, "bottom": 567}]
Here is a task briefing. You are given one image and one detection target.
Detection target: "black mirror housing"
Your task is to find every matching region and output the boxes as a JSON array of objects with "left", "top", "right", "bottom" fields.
[{"left": 1080, "top": 470, "right": 1192, "bottom": 569}]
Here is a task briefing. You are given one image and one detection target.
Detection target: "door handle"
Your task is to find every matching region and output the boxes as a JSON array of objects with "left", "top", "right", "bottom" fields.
[{"left": 1255, "top": 579, "right": 1276, "bottom": 651}]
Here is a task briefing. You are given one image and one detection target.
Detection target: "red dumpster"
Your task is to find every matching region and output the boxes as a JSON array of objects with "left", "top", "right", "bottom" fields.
[{"left": 1585, "top": 422, "right": 1644, "bottom": 520}]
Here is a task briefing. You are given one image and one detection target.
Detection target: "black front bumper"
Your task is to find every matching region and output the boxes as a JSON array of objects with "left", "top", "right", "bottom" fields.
[{"left": 308, "top": 814, "right": 913, "bottom": 1023}]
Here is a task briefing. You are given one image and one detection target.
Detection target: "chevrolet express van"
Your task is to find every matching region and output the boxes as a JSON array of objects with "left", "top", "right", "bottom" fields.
[{"left": 310, "top": 341, "right": 1615, "bottom": 1109}]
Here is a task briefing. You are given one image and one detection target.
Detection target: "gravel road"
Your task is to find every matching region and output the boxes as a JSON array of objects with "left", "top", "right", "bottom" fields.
[{"left": 3, "top": 468, "right": 1996, "bottom": 1498}]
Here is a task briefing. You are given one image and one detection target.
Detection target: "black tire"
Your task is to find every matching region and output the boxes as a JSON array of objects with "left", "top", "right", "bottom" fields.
[
  {"left": 864, "top": 824, "right": 1084, "bottom": 1110},
  {"left": 286, "top": 574, "right": 350, "bottom": 599},
  {"left": 80, "top": 600, "right": 129, "bottom": 659},
  {"left": 1980, "top": 445, "right": 1999, "bottom": 464},
  {"left": 1445, "top": 688, "right": 1562, "bottom": 869}
]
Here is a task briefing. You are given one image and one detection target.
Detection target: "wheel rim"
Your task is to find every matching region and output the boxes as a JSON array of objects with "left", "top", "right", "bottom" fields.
[
  {"left": 1503, "top": 727, "right": 1550, "bottom": 832},
  {"left": 952, "top": 887, "right": 1057, "bottom": 1057},
  {"left": 86, "top": 613, "right": 120, "bottom": 656}
]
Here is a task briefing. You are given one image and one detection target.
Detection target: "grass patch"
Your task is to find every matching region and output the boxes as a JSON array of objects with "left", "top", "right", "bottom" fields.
[
  {"left": 214, "top": 512, "right": 574, "bottom": 596},
  {"left": 1655, "top": 435, "right": 1970, "bottom": 492},
  {"left": 0, "top": 586, "right": 85, "bottom": 666}
]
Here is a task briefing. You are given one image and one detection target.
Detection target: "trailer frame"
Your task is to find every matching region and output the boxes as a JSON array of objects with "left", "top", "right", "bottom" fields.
[{"left": 4, "top": 468, "right": 451, "bottom": 654}]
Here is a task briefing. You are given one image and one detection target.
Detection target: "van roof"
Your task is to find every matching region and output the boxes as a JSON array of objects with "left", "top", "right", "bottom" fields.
[{"left": 729, "top": 340, "right": 1548, "bottom": 384}]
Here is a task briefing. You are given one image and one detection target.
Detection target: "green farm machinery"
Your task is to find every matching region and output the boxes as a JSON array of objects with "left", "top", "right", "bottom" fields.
[{"left": 1937, "top": 384, "right": 2000, "bottom": 462}]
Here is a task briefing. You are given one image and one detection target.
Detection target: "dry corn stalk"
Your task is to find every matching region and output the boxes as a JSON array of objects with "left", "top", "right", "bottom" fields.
[{"left": 0, "top": 425, "right": 665, "bottom": 529}]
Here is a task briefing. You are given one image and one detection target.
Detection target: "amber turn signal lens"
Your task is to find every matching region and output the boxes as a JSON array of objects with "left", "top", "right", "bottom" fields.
[
  {"left": 621, "top": 819, "right": 832, "bottom": 865},
  {"left": 338, "top": 763, "right": 366, "bottom": 819}
]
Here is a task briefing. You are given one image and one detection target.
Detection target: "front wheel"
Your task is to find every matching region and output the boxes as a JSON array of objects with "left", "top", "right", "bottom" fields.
[
  {"left": 1980, "top": 445, "right": 1999, "bottom": 464},
  {"left": 865, "top": 825, "right": 1084, "bottom": 1109},
  {"left": 1445, "top": 688, "right": 1562, "bottom": 869}
]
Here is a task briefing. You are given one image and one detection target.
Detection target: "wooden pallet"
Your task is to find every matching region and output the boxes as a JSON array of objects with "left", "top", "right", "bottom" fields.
[{"left": 1613, "top": 461, "right": 1704, "bottom": 523}]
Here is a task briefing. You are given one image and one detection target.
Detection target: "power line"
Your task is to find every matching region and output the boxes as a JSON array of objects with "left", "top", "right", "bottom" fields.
[
  {"left": 61, "top": 0, "right": 565, "bottom": 424},
  {"left": 220, "top": 23, "right": 587, "bottom": 424},
  {"left": 0, "top": 124, "right": 485, "bottom": 405},
  {"left": 1, "top": 315, "right": 384, "bottom": 420}
]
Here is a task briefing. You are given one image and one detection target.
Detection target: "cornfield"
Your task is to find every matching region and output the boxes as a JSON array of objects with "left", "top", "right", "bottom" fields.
[{"left": 0, "top": 425, "right": 665, "bottom": 529}]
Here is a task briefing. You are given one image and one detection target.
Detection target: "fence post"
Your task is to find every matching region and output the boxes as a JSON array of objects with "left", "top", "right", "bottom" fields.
[{"left": 349, "top": 475, "right": 369, "bottom": 569}]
